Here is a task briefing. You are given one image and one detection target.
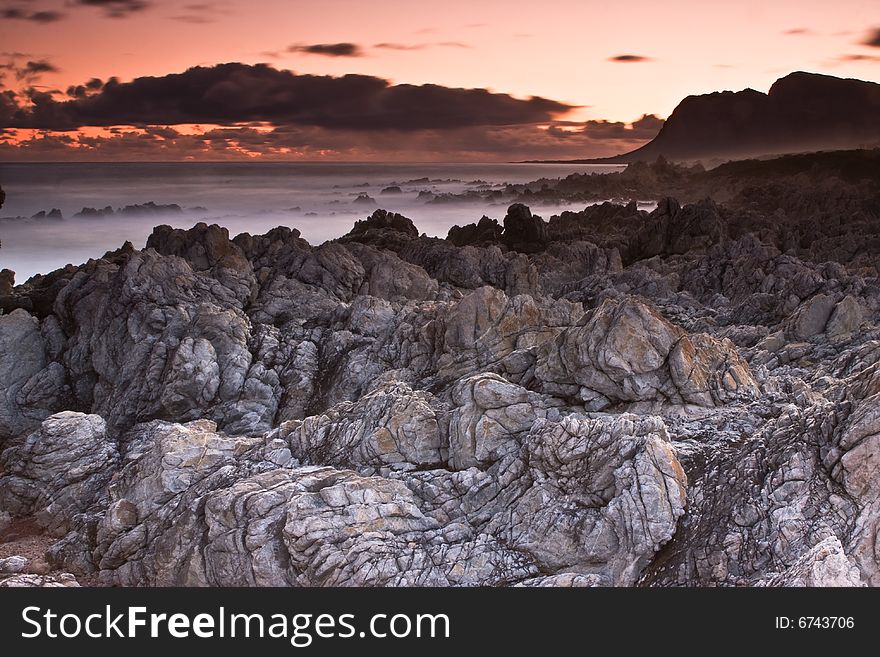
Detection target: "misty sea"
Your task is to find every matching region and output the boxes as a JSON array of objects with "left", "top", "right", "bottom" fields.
[{"left": 0, "top": 162, "right": 622, "bottom": 281}]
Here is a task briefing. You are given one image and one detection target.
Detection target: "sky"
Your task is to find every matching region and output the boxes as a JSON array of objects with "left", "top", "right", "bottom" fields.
[{"left": 0, "top": 0, "right": 878, "bottom": 161}]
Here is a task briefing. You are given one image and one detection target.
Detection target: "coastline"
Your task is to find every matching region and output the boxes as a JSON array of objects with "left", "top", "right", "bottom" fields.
[{"left": 2, "top": 148, "right": 879, "bottom": 586}]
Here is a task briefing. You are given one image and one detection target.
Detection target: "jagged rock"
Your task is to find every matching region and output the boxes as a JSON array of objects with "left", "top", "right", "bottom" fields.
[
  {"left": 39, "top": 375, "right": 688, "bottom": 587},
  {"left": 447, "top": 216, "right": 503, "bottom": 246},
  {"left": 0, "top": 269, "right": 14, "bottom": 297},
  {"left": 343, "top": 242, "right": 438, "bottom": 300},
  {"left": 515, "top": 573, "right": 606, "bottom": 587},
  {"left": 631, "top": 197, "right": 726, "bottom": 263},
  {"left": 448, "top": 373, "right": 551, "bottom": 469},
  {"left": 761, "top": 537, "right": 864, "bottom": 587},
  {"left": 2, "top": 187, "right": 880, "bottom": 588},
  {"left": 826, "top": 295, "right": 866, "bottom": 341},
  {"left": 345, "top": 209, "right": 419, "bottom": 239},
  {"left": 353, "top": 193, "right": 377, "bottom": 206},
  {"left": 0, "top": 573, "right": 80, "bottom": 587},
  {"left": 146, "top": 222, "right": 255, "bottom": 302},
  {"left": 74, "top": 206, "right": 114, "bottom": 219},
  {"left": 30, "top": 209, "right": 64, "bottom": 221},
  {"left": 272, "top": 381, "right": 445, "bottom": 473},
  {"left": 503, "top": 203, "right": 548, "bottom": 252},
  {"left": 0, "top": 412, "right": 117, "bottom": 536},
  {"left": 534, "top": 296, "right": 758, "bottom": 408},
  {"left": 0, "top": 310, "right": 69, "bottom": 441},
  {"left": 785, "top": 293, "right": 837, "bottom": 339},
  {"left": 0, "top": 556, "right": 28, "bottom": 573}
]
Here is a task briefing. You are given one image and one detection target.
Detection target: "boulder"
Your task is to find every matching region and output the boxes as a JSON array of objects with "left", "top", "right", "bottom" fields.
[
  {"left": 0, "top": 412, "right": 117, "bottom": 535},
  {"left": 503, "top": 203, "right": 548, "bottom": 252}
]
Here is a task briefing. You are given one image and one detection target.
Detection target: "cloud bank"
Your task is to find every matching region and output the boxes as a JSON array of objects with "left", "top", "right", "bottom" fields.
[
  {"left": 0, "top": 62, "right": 663, "bottom": 161},
  {"left": 0, "top": 62, "right": 573, "bottom": 131}
]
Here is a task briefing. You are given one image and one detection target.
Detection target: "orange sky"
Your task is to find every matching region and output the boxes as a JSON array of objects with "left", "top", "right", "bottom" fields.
[{"left": 1, "top": 0, "right": 879, "bottom": 160}]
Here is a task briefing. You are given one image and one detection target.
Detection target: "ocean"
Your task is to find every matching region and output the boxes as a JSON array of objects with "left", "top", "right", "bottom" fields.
[{"left": 0, "top": 162, "right": 622, "bottom": 282}]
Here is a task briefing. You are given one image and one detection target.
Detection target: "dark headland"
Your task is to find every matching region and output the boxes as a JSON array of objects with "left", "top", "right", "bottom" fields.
[{"left": 526, "top": 71, "right": 880, "bottom": 165}]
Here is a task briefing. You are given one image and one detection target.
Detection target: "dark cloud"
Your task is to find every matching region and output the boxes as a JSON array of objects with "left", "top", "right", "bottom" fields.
[
  {"left": 75, "top": 0, "right": 150, "bottom": 18},
  {"left": 66, "top": 77, "right": 105, "bottom": 98},
  {"left": 783, "top": 28, "right": 813, "bottom": 35},
  {"left": 30, "top": 9, "right": 62, "bottom": 21},
  {"left": 1, "top": 5, "right": 64, "bottom": 22},
  {"left": 836, "top": 53, "right": 880, "bottom": 62},
  {"left": 2, "top": 0, "right": 150, "bottom": 22},
  {"left": 608, "top": 55, "right": 652, "bottom": 63},
  {"left": 863, "top": 27, "right": 880, "bottom": 47},
  {"left": 579, "top": 114, "right": 664, "bottom": 140},
  {"left": 630, "top": 113, "right": 665, "bottom": 135},
  {"left": 14, "top": 59, "right": 59, "bottom": 82},
  {"left": 0, "top": 63, "right": 572, "bottom": 131},
  {"left": 288, "top": 43, "right": 363, "bottom": 57}
]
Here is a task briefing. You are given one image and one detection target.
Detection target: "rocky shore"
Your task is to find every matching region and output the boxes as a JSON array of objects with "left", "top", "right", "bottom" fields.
[{"left": 1, "top": 158, "right": 879, "bottom": 586}]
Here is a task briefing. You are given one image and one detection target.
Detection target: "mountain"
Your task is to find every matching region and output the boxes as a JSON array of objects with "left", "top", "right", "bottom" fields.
[{"left": 600, "top": 72, "right": 880, "bottom": 163}]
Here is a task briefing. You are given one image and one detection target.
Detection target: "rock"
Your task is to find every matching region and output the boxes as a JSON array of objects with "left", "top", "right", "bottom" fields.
[
  {"left": 447, "top": 216, "right": 503, "bottom": 246},
  {"left": 39, "top": 375, "right": 688, "bottom": 587},
  {"left": 762, "top": 537, "right": 864, "bottom": 587},
  {"left": 344, "top": 209, "right": 419, "bottom": 239},
  {"left": 30, "top": 209, "right": 64, "bottom": 221},
  {"left": 27, "top": 558, "right": 51, "bottom": 575},
  {"left": 0, "top": 556, "right": 29, "bottom": 574},
  {"left": 503, "top": 203, "right": 548, "bottom": 252},
  {"left": 343, "top": 242, "right": 438, "bottom": 300},
  {"left": 74, "top": 206, "right": 114, "bottom": 219},
  {"left": 514, "top": 413, "right": 687, "bottom": 584},
  {"left": 146, "top": 222, "right": 255, "bottom": 302},
  {"left": 352, "top": 193, "right": 377, "bottom": 206},
  {"left": 515, "top": 573, "right": 606, "bottom": 587},
  {"left": 0, "top": 573, "right": 80, "bottom": 587},
  {"left": 3, "top": 184, "right": 880, "bottom": 588},
  {"left": 0, "top": 412, "right": 117, "bottom": 535},
  {"left": 631, "top": 198, "right": 726, "bottom": 263},
  {"left": 147, "top": 223, "right": 249, "bottom": 273},
  {"left": 825, "top": 295, "right": 865, "bottom": 341},
  {"left": 756, "top": 330, "right": 786, "bottom": 353},
  {"left": 535, "top": 296, "right": 758, "bottom": 408},
  {"left": 0, "top": 310, "right": 69, "bottom": 441},
  {"left": 785, "top": 293, "right": 837, "bottom": 339},
  {"left": 0, "top": 269, "right": 14, "bottom": 296},
  {"left": 272, "top": 381, "right": 445, "bottom": 473},
  {"left": 448, "top": 373, "right": 547, "bottom": 469}
]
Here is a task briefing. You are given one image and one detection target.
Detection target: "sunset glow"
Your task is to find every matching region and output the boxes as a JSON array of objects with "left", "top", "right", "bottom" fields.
[{"left": 1, "top": 0, "right": 879, "bottom": 160}]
